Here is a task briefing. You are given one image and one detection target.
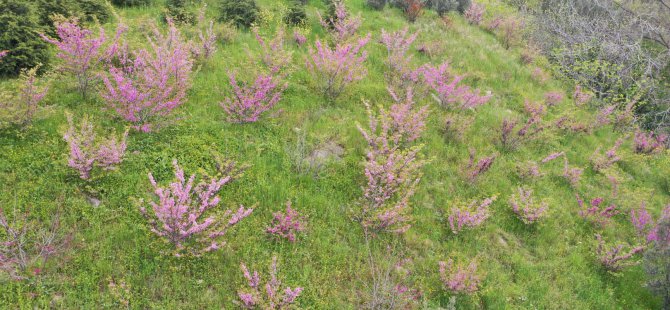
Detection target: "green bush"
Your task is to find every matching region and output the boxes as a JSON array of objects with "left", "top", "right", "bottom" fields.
[
  {"left": 164, "top": 0, "right": 196, "bottom": 24},
  {"left": 35, "top": 0, "right": 110, "bottom": 34},
  {"left": 77, "top": 0, "right": 112, "bottom": 22},
  {"left": 111, "top": 0, "right": 153, "bottom": 6},
  {"left": 427, "top": 0, "right": 471, "bottom": 15},
  {"left": 284, "top": 2, "right": 307, "bottom": 26},
  {"left": 367, "top": 0, "right": 387, "bottom": 10},
  {"left": 0, "top": 0, "right": 50, "bottom": 76},
  {"left": 218, "top": 0, "right": 258, "bottom": 28}
]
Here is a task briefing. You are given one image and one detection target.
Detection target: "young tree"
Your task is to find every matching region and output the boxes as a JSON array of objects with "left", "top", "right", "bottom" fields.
[{"left": 237, "top": 256, "right": 303, "bottom": 309}]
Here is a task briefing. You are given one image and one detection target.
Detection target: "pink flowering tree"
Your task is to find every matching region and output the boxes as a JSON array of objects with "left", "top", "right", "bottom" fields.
[
  {"left": 0, "top": 66, "right": 48, "bottom": 129},
  {"left": 220, "top": 73, "right": 287, "bottom": 123},
  {"left": 448, "top": 196, "right": 496, "bottom": 234},
  {"left": 237, "top": 256, "right": 303, "bottom": 309},
  {"left": 421, "top": 62, "right": 492, "bottom": 110},
  {"left": 388, "top": 87, "right": 429, "bottom": 144},
  {"left": 101, "top": 20, "right": 192, "bottom": 132},
  {"left": 318, "top": 0, "right": 362, "bottom": 44},
  {"left": 252, "top": 26, "right": 292, "bottom": 75},
  {"left": 0, "top": 207, "right": 69, "bottom": 280},
  {"left": 573, "top": 85, "right": 592, "bottom": 106},
  {"left": 562, "top": 157, "right": 583, "bottom": 187},
  {"left": 379, "top": 28, "right": 421, "bottom": 91},
  {"left": 438, "top": 259, "right": 482, "bottom": 294},
  {"left": 464, "top": 148, "right": 496, "bottom": 183},
  {"left": 631, "top": 204, "right": 670, "bottom": 243},
  {"left": 293, "top": 30, "right": 307, "bottom": 46},
  {"left": 306, "top": 35, "right": 370, "bottom": 100},
  {"left": 590, "top": 138, "right": 623, "bottom": 172},
  {"left": 356, "top": 100, "right": 427, "bottom": 234},
  {"left": 140, "top": 159, "right": 253, "bottom": 257},
  {"left": 266, "top": 201, "right": 305, "bottom": 242},
  {"left": 190, "top": 6, "right": 217, "bottom": 61},
  {"left": 544, "top": 91, "right": 564, "bottom": 107},
  {"left": 634, "top": 130, "right": 667, "bottom": 154},
  {"left": 576, "top": 194, "right": 619, "bottom": 226},
  {"left": 498, "top": 101, "right": 546, "bottom": 149},
  {"left": 594, "top": 234, "right": 644, "bottom": 272},
  {"left": 41, "top": 18, "right": 106, "bottom": 98},
  {"left": 63, "top": 115, "right": 128, "bottom": 180},
  {"left": 509, "top": 187, "right": 548, "bottom": 224},
  {"left": 464, "top": 3, "right": 486, "bottom": 25}
]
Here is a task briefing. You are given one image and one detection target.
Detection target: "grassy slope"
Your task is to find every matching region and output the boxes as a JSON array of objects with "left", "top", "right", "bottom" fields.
[{"left": 0, "top": 0, "right": 668, "bottom": 308}]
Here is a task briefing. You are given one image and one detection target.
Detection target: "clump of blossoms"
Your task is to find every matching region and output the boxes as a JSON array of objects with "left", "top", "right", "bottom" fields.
[
  {"left": 573, "top": 84, "right": 592, "bottom": 106},
  {"left": 421, "top": 61, "right": 492, "bottom": 110},
  {"left": 100, "top": 20, "right": 192, "bottom": 132},
  {"left": 41, "top": 18, "right": 106, "bottom": 98},
  {"left": 0, "top": 66, "right": 49, "bottom": 129},
  {"left": 544, "top": 91, "right": 564, "bottom": 107},
  {"left": 306, "top": 35, "right": 371, "bottom": 100},
  {"left": 438, "top": 258, "right": 482, "bottom": 294},
  {"left": 140, "top": 159, "right": 253, "bottom": 257},
  {"left": 631, "top": 204, "right": 670, "bottom": 243},
  {"left": 634, "top": 130, "right": 667, "bottom": 154},
  {"left": 594, "top": 234, "right": 644, "bottom": 272},
  {"left": 356, "top": 99, "right": 427, "bottom": 234},
  {"left": 63, "top": 114, "right": 128, "bottom": 180},
  {"left": 464, "top": 3, "right": 485, "bottom": 25},
  {"left": 252, "top": 26, "right": 292, "bottom": 75},
  {"left": 266, "top": 201, "right": 306, "bottom": 242},
  {"left": 464, "top": 148, "right": 496, "bottom": 183},
  {"left": 509, "top": 187, "right": 548, "bottom": 224},
  {"left": 576, "top": 194, "right": 619, "bottom": 226},
  {"left": 448, "top": 196, "right": 497, "bottom": 234},
  {"left": 237, "top": 256, "right": 303, "bottom": 309},
  {"left": 220, "top": 73, "right": 287, "bottom": 123},
  {"left": 498, "top": 101, "right": 546, "bottom": 149},
  {"left": 318, "top": 0, "right": 362, "bottom": 44},
  {"left": 379, "top": 28, "right": 421, "bottom": 91},
  {"left": 190, "top": 5, "right": 217, "bottom": 61},
  {"left": 590, "top": 138, "right": 623, "bottom": 172}
]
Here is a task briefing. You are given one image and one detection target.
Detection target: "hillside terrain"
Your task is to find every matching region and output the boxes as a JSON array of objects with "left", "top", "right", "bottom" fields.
[{"left": 0, "top": 0, "right": 668, "bottom": 308}]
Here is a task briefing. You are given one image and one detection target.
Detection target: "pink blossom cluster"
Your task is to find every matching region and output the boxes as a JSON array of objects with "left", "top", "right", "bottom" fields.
[
  {"left": 594, "top": 234, "right": 643, "bottom": 272},
  {"left": 238, "top": 256, "right": 303, "bottom": 309},
  {"left": 509, "top": 187, "right": 548, "bottom": 224},
  {"left": 544, "top": 91, "right": 563, "bottom": 107},
  {"left": 266, "top": 201, "right": 305, "bottom": 242},
  {"left": 576, "top": 194, "right": 619, "bottom": 226},
  {"left": 448, "top": 196, "right": 496, "bottom": 234},
  {"left": 0, "top": 50, "right": 7, "bottom": 59},
  {"left": 306, "top": 35, "right": 370, "bottom": 99},
  {"left": 562, "top": 157, "right": 583, "bottom": 187},
  {"left": 631, "top": 204, "right": 670, "bottom": 243},
  {"left": 464, "top": 3, "right": 486, "bottom": 25},
  {"left": 220, "top": 73, "right": 287, "bottom": 123},
  {"left": 380, "top": 28, "right": 421, "bottom": 90},
  {"left": 595, "top": 105, "right": 616, "bottom": 127},
  {"left": 191, "top": 11, "right": 217, "bottom": 61},
  {"left": 293, "top": 30, "right": 307, "bottom": 46},
  {"left": 590, "top": 138, "right": 623, "bottom": 172},
  {"left": 318, "top": 0, "right": 362, "bottom": 43},
  {"left": 499, "top": 101, "right": 546, "bottom": 149},
  {"left": 253, "top": 26, "right": 292, "bottom": 75},
  {"left": 356, "top": 97, "right": 427, "bottom": 234},
  {"left": 438, "top": 259, "right": 481, "bottom": 294},
  {"left": 101, "top": 20, "right": 192, "bottom": 132},
  {"left": 554, "top": 116, "right": 591, "bottom": 134},
  {"left": 63, "top": 115, "right": 128, "bottom": 180},
  {"left": 633, "top": 130, "right": 667, "bottom": 154},
  {"left": 516, "top": 161, "right": 543, "bottom": 179},
  {"left": 140, "top": 159, "right": 253, "bottom": 256},
  {"left": 465, "top": 148, "right": 496, "bottom": 183},
  {"left": 41, "top": 18, "right": 106, "bottom": 98},
  {"left": 388, "top": 88, "right": 429, "bottom": 143},
  {"left": 573, "top": 84, "right": 592, "bottom": 106},
  {"left": 421, "top": 62, "right": 492, "bottom": 110},
  {"left": 1, "top": 66, "right": 49, "bottom": 129}
]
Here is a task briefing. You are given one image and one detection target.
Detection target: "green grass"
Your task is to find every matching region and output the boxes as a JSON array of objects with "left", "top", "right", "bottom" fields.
[{"left": 0, "top": 0, "right": 667, "bottom": 308}]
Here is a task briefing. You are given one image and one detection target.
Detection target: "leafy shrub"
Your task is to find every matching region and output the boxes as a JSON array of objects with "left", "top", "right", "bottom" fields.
[
  {"left": 0, "top": 66, "right": 48, "bottom": 129},
  {"left": 111, "top": 0, "right": 153, "bottom": 7},
  {"left": 164, "top": 0, "right": 195, "bottom": 24},
  {"left": 284, "top": 1, "right": 307, "bottom": 26},
  {"left": 237, "top": 256, "right": 303, "bottom": 308},
  {"left": 0, "top": 0, "right": 50, "bottom": 76},
  {"left": 35, "top": 0, "right": 110, "bottom": 33},
  {"left": 218, "top": 0, "right": 259, "bottom": 28},
  {"left": 140, "top": 159, "right": 253, "bottom": 257},
  {"left": 76, "top": 0, "right": 112, "bottom": 23},
  {"left": 63, "top": 114, "right": 128, "bottom": 180},
  {"left": 367, "top": 0, "right": 387, "bottom": 10}
]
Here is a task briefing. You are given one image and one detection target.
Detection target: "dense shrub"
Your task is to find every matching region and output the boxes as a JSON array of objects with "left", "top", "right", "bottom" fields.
[
  {"left": 0, "top": 0, "right": 50, "bottom": 76},
  {"left": 218, "top": 0, "right": 258, "bottom": 28},
  {"left": 76, "top": 0, "right": 112, "bottom": 23},
  {"left": 35, "top": 0, "right": 110, "bottom": 33},
  {"left": 426, "top": 0, "right": 471, "bottom": 15},
  {"left": 111, "top": 0, "right": 152, "bottom": 7},
  {"left": 367, "top": 0, "right": 387, "bottom": 10},
  {"left": 284, "top": 2, "right": 307, "bottom": 26},
  {"left": 164, "top": 0, "right": 195, "bottom": 24},
  {"left": 0, "top": 66, "right": 48, "bottom": 129}
]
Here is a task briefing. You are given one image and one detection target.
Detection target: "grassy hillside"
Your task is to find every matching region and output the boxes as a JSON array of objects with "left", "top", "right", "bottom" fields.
[{"left": 0, "top": 0, "right": 667, "bottom": 308}]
